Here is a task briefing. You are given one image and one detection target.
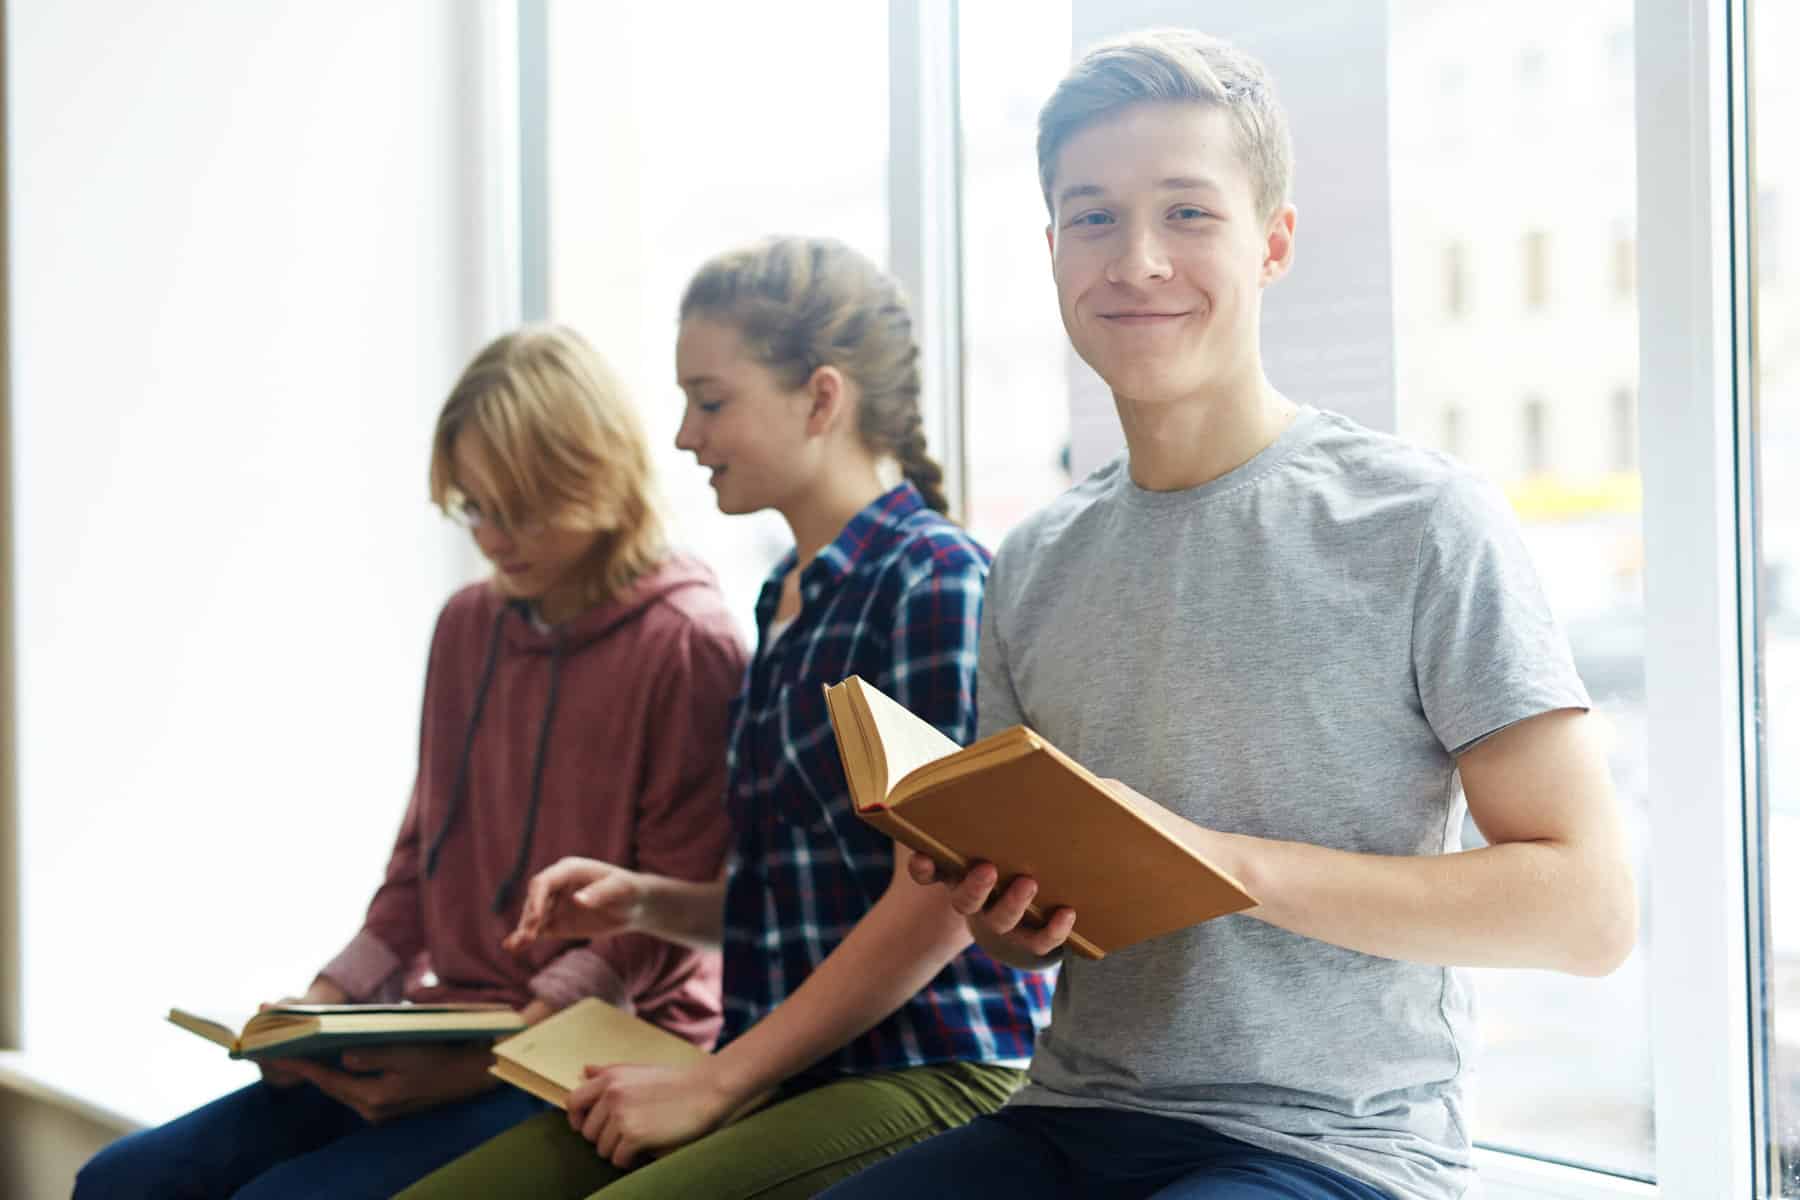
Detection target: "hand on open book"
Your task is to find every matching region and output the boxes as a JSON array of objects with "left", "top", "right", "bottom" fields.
[
  {"left": 280, "top": 1042, "right": 497, "bottom": 1124},
  {"left": 566, "top": 1057, "right": 737, "bottom": 1168},
  {"left": 505, "top": 856, "right": 648, "bottom": 955},
  {"left": 255, "top": 977, "right": 350, "bottom": 1089},
  {"left": 907, "top": 853, "right": 1078, "bottom": 965}
]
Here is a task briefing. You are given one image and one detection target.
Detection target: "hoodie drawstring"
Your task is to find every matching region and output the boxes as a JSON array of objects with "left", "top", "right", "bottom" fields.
[
  {"left": 491, "top": 630, "right": 564, "bottom": 913},
  {"left": 422, "top": 601, "right": 514, "bottom": 881}
]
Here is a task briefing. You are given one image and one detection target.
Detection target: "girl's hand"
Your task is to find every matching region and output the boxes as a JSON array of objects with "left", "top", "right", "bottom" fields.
[
  {"left": 505, "top": 857, "right": 647, "bottom": 954},
  {"left": 565, "top": 1059, "right": 740, "bottom": 1168}
]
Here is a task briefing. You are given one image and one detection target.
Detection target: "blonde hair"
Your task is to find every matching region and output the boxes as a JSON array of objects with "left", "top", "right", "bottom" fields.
[
  {"left": 679, "top": 236, "right": 950, "bottom": 514},
  {"left": 429, "top": 325, "right": 665, "bottom": 605},
  {"left": 1037, "top": 29, "right": 1293, "bottom": 220}
]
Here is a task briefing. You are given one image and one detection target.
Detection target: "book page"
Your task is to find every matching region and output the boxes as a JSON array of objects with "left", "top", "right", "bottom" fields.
[
  {"left": 167, "top": 1008, "right": 243, "bottom": 1050},
  {"left": 850, "top": 678, "right": 962, "bottom": 803}
]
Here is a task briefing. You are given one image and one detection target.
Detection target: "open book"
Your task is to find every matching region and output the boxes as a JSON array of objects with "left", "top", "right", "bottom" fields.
[
  {"left": 488, "top": 997, "right": 707, "bottom": 1108},
  {"left": 824, "top": 675, "right": 1257, "bottom": 960},
  {"left": 168, "top": 1003, "right": 525, "bottom": 1061}
]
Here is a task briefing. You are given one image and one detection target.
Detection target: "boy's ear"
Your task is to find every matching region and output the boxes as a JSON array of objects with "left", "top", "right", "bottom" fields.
[
  {"left": 1261, "top": 203, "right": 1298, "bottom": 287},
  {"left": 1045, "top": 222, "right": 1055, "bottom": 258},
  {"left": 804, "top": 365, "right": 851, "bottom": 438}
]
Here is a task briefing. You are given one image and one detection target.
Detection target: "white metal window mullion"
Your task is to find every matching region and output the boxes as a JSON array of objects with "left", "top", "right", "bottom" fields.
[
  {"left": 888, "top": 0, "right": 968, "bottom": 520},
  {"left": 1638, "top": 0, "right": 1758, "bottom": 1195}
]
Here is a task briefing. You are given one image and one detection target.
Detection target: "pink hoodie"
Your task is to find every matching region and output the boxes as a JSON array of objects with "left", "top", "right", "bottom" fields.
[{"left": 319, "top": 552, "right": 746, "bottom": 1047}]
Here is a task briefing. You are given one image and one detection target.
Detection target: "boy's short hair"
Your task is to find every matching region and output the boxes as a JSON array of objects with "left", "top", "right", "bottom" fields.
[{"left": 1036, "top": 28, "right": 1293, "bottom": 220}]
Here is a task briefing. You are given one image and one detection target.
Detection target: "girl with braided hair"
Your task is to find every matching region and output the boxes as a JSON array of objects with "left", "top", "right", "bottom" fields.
[{"left": 401, "top": 237, "right": 1051, "bottom": 1200}]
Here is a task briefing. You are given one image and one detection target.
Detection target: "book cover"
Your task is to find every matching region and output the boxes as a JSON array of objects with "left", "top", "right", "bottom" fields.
[
  {"left": 488, "top": 997, "right": 706, "bottom": 1108},
  {"left": 824, "top": 674, "right": 1257, "bottom": 959}
]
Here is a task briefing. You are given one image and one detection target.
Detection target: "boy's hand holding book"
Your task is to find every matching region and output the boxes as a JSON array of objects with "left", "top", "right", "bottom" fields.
[{"left": 908, "top": 854, "right": 1079, "bottom": 967}]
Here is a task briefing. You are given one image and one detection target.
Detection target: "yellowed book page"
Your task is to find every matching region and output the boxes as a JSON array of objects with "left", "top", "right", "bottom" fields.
[
  {"left": 491, "top": 998, "right": 703, "bottom": 1101},
  {"left": 848, "top": 677, "right": 962, "bottom": 803},
  {"left": 167, "top": 1008, "right": 244, "bottom": 1051}
]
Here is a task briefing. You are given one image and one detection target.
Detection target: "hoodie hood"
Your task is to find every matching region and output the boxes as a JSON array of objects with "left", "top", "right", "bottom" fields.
[{"left": 499, "top": 552, "right": 728, "bottom": 655}]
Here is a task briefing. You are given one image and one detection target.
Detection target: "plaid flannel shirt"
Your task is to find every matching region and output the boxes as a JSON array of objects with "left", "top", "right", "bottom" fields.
[{"left": 718, "top": 483, "right": 1053, "bottom": 1078}]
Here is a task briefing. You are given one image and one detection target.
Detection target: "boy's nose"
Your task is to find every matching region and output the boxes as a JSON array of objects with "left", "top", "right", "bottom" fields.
[{"left": 1109, "top": 226, "right": 1174, "bottom": 284}]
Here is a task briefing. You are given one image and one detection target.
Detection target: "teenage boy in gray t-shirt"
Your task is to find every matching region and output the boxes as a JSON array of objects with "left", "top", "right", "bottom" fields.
[{"left": 823, "top": 28, "right": 1635, "bottom": 1200}]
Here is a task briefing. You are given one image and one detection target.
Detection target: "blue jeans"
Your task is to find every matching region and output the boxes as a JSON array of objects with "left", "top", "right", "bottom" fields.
[
  {"left": 73, "top": 1080, "right": 548, "bottom": 1200},
  {"left": 816, "top": 1105, "right": 1396, "bottom": 1200}
]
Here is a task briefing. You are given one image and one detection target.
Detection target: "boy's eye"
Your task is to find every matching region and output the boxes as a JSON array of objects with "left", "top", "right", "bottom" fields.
[
  {"left": 1171, "top": 205, "right": 1209, "bottom": 221},
  {"left": 697, "top": 400, "right": 724, "bottom": 415},
  {"left": 1069, "top": 210, "right": 1114, "bottom": 228}
]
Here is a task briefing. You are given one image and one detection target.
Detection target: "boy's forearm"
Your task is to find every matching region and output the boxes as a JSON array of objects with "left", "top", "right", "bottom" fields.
[{"left": 1211, "top": 829, "right": 1637, "bottom": 976}]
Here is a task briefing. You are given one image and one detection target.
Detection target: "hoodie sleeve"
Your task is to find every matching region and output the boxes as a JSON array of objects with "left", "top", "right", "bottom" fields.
[
  {"left": 527, "top": 608, "right": 746, "bottom": 1010},
  {"left": 317, "top": 778, "right": 428, "bottom": 1000},
  {"left": 317, "top": 600, "right": 458, "bottom": 1001}
]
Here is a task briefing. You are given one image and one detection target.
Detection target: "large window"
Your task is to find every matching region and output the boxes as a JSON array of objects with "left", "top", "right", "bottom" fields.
[
  {"left": 1752, "top": 0, "right": 1800, "bottom": 1190},
  {"left": 1391, "top": 0, "right": 1653, "bottom": 1177},
  {"left": 956, "top": 0, "right": 1074, "bottom": 549},
  {"left": 5, "top": 7, "right": 1791, "bottom": 1199},
  {"left": 542, "top": 0, "right": 890, "bottom": 631}
]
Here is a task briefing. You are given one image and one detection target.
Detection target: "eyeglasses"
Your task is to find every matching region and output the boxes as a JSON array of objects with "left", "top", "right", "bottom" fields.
[{"left": 448, "top": 498, "right": 548, "bottom": 540}]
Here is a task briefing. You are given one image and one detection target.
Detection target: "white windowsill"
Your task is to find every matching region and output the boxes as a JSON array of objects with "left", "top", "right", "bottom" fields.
[
  {"left": 0, "top": 1045, "right": 1667, "bottom": 1200},
  {"left": 1477, "top": 1147, "right": 1658, "bottom": 1199},
  {"left": 0, "top": 1049, "right": 142, "bottom": 1135}
]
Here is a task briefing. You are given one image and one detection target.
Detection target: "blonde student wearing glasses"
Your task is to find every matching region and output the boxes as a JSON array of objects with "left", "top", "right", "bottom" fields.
[{"left": 74, "top": 327, "right": 746, "bottom": 1200}]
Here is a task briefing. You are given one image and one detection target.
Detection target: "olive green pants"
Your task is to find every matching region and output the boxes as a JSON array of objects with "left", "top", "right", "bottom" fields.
[{"left": 393, "top": 1061, "right": 1025, "bottom": 1200}]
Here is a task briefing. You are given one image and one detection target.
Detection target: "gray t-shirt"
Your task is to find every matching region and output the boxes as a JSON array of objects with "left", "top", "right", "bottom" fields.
[{"left": 982, "top": 407, "right": 1589, "bottom": 1200}]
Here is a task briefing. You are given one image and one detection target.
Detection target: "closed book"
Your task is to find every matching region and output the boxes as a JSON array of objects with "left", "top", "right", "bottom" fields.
[{"left": 488, "top": 997, "right": 705, "bottom": 1109}]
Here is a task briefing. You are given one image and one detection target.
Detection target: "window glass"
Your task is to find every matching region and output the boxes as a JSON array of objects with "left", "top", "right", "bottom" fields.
[
  {"left": 544, "top": 0, "right": 890, "bottom": 633},
  {"left": 1749, "top": 0, "right": 1800, "bottom": 1189},
  {"left": 957, "top": 0, "right": 1075, "bottom": 549},
  {"left": 1392, "top": 0, "right": 1653, "bottom": 1176}
]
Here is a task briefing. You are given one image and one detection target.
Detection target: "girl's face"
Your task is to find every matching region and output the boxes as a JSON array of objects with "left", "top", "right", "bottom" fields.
[
  {"left": 450, "top": 430, "right": 601, "bottom": 610},
  {"left": 673, "top": 317, "right": 819, "bottom": 516}
]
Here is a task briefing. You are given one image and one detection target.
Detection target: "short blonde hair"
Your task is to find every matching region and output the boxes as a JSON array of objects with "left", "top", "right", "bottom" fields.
[
  {"left": 1037, "top": 28, "right": 1292, "bottom": 220},
  {"left": 429, "top": 325, "right": 665, "bottom": 606}
]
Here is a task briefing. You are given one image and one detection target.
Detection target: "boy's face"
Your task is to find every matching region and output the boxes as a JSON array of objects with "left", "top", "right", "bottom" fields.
[{"left": 1046, "top": 102, "right": 1294, "bottom": 406}]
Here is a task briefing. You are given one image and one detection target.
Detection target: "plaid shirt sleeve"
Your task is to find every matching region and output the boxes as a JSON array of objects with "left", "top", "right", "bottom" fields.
[{"left": 879, "top": 537, "right": 987, "bottom": 747}]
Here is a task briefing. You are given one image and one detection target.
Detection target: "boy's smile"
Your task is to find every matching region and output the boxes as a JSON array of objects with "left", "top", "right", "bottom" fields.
[{"left": 1046, "top": 102, "right": 1293, "bottom": 409}]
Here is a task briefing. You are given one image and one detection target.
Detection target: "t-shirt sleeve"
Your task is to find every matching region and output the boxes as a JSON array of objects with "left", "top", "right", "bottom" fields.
[
  {"left": 975, "top": 547, "right": 1025, "bottom": 741},
  {"left": 1411, "top": 472, "right": 1592, "bottom": 755}
]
